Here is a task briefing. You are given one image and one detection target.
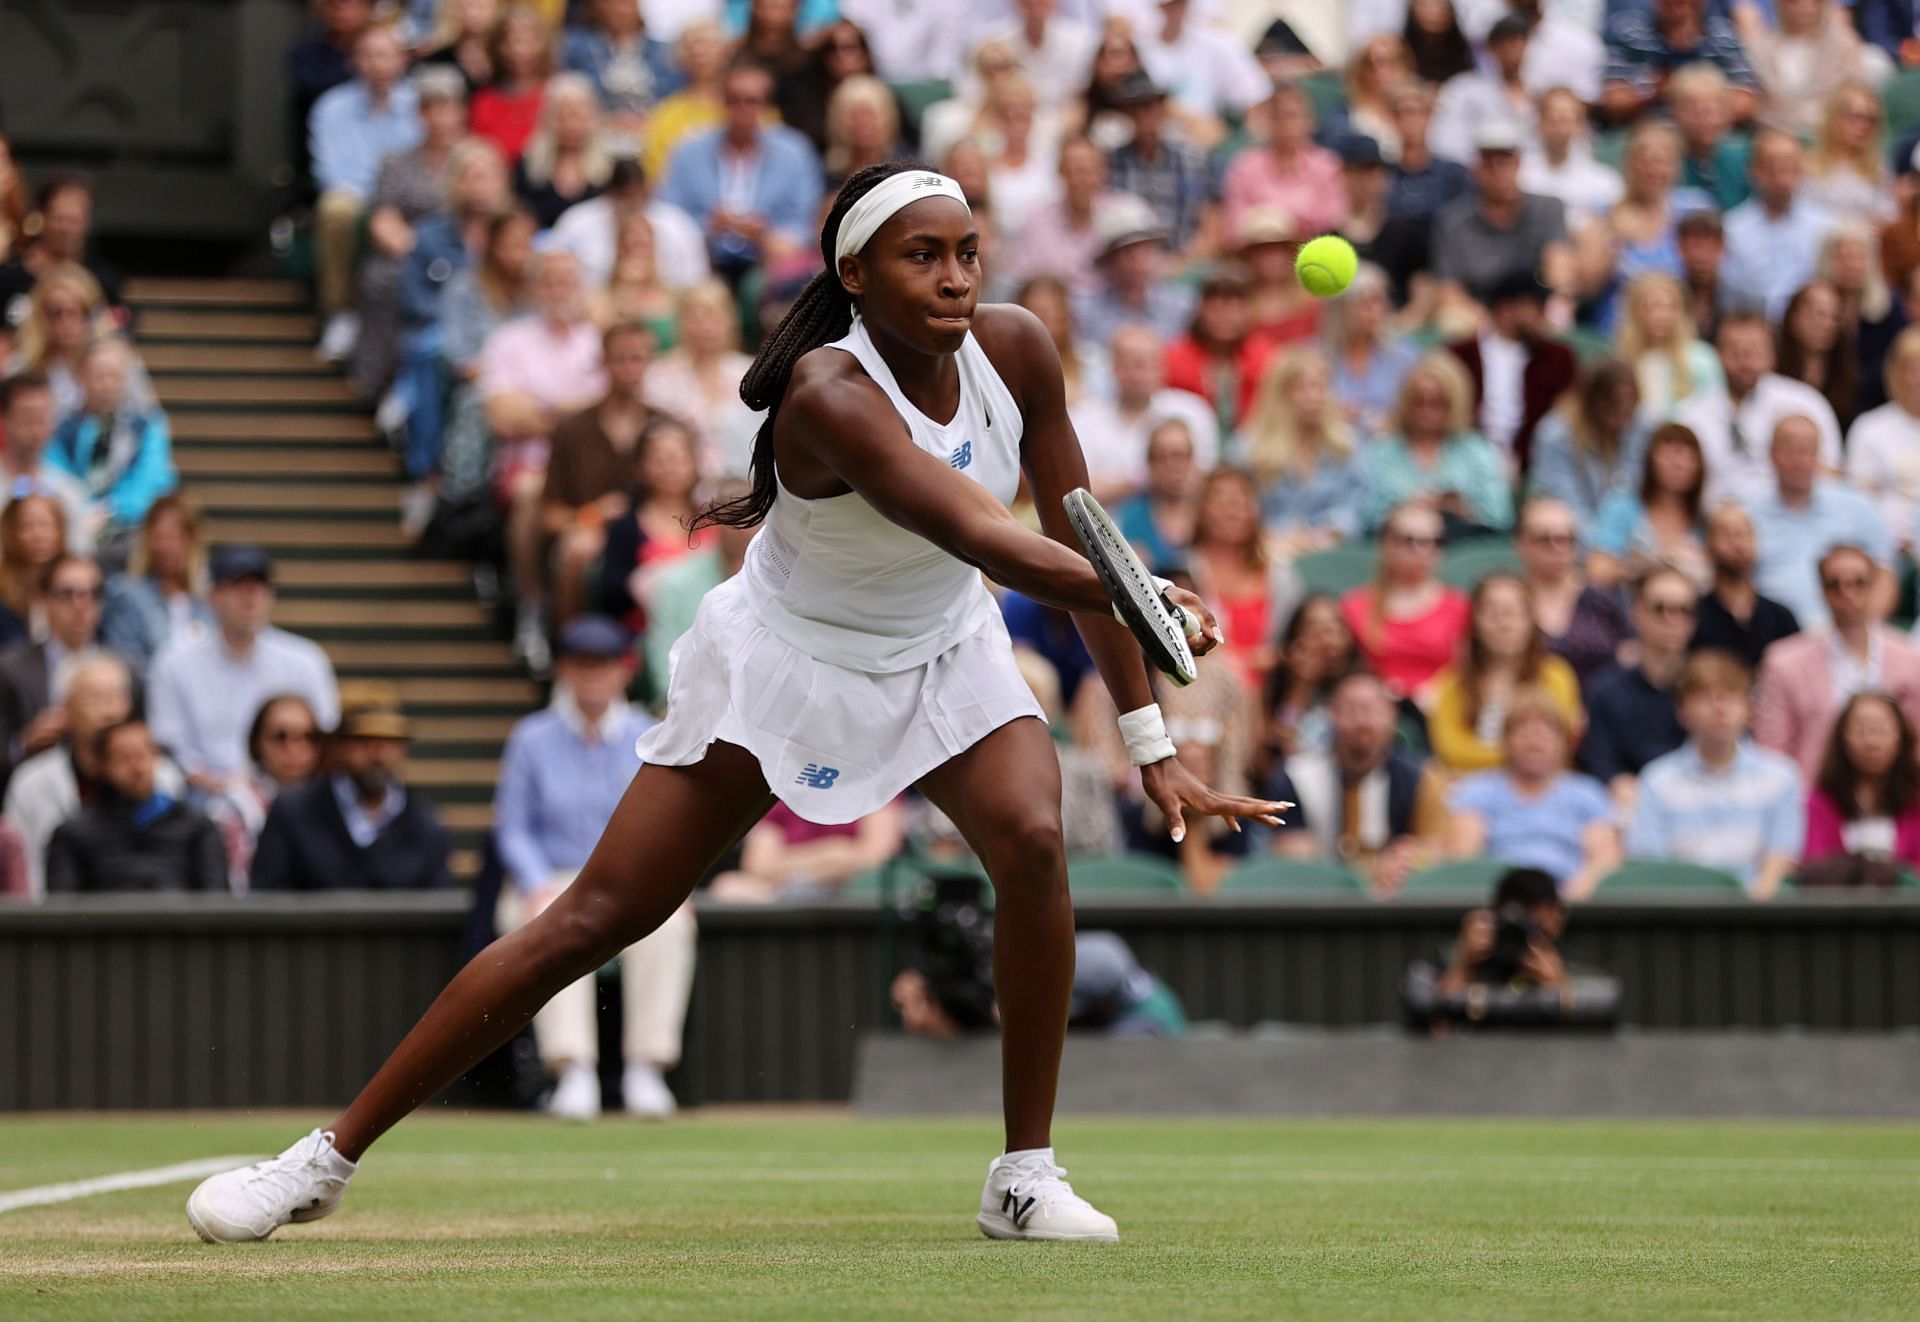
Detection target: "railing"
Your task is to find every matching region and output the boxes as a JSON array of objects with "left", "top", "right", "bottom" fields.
[{"left": 5, "top": 890, "right": 1919, "bottom": 1108}]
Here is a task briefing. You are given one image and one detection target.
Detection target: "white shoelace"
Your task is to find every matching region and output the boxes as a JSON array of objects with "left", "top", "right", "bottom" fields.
[
  {"left": 1002, "top": 1158, "right": 1087, "bottom": 1214},
  {"left": 240, "top": 1131, "right": 339, "bottom": 1212}
]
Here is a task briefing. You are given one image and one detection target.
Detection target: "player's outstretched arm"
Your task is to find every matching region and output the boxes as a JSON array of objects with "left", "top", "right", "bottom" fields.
[{"left": 980, "top": 305, "right": 1288, "bottom": 840}]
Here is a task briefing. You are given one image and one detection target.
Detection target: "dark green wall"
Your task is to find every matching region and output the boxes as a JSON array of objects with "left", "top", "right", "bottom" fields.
[{"left": 5, "top": 891, "right": 1918, "bottom": 1109}]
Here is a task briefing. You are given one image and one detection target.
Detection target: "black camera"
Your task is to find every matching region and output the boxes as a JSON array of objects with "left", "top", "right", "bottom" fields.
[
  {"left": 1482, "top": 902, "right": 1541, "bottom": 985},
  {"left": 900, "top": 867, "right": 997, "bottom": 1030}
]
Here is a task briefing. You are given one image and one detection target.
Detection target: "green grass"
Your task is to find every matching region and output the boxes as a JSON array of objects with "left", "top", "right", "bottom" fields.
[{"left": 3, "top": 1113, "right": 1919, "bottom": 1319}]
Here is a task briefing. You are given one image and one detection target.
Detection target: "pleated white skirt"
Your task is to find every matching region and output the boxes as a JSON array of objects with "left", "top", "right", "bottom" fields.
[{"left": 636, "top": 576, "right": 1045, "bottom": 824}]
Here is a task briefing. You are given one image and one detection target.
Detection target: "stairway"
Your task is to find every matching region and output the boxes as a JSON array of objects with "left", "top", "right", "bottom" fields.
[{"left": 128, "top": 278, "right": 535, "bottom": 879}]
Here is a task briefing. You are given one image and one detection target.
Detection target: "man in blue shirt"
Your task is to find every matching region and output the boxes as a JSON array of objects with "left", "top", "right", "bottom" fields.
[
  {"left": 308, "top": 22, "right": 423, "bottom": 361},
  {"left": 1721, "top": 130, "right": 1832, "bottom": 322},
  {"left": 1601, "top": 0, "right": 1758, "bottom": 126},
  {"left": 661, "top": 63, "right": 822, "bottom": 278},
  {"left": 492, "top": 616, "right": 693, "bottom": 1122},
  {"left": 1750, "top": 415, "right": 1893, "bottom": 629},
  {"left": 1580, "top": 566, "right": 1693, "bottom": 805},
  {"left": 1628, "top": 650, "right": 1804, "bottom": 898}
]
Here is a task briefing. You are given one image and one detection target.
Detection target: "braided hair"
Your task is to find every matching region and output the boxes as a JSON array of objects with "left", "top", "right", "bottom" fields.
[{"left": 693, "top": 160, "right": 922, "bottom": 532}]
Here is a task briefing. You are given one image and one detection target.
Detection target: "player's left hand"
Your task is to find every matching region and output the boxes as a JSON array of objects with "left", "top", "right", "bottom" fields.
[
  {"left": 1163, "top": 585, "right": 1223, "bottom": 655},
  {"left": 1140, "top": 757, "right": 1291, "bottom": 844}
]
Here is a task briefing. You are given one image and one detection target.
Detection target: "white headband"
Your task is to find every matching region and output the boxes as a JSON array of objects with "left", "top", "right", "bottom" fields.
[{"left": 833, "top": 171, "right": 971, "bottom": 266}]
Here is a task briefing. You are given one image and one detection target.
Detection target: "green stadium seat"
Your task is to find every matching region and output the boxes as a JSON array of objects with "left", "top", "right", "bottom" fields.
[
  {"left": 1219, "top": 857, "right": 1369, "bottom": 894},
  {"left": 1068, "top": 853, "right": 1185, "bottom": 893},
  {"left": 1596, "top": 860, "right": 1747, "bottom": 893},
  {"left": 1299, "top": 71, "right": 1347, "bottom": 123},
  {"left": 1294, "top": 544, "right": 1377, "bottom": 596},
  {"left": 1564, "top": 327, "right": 1615, "bottom": 363},
  {"left": 844, "top": 853, "right": 989, "bottom": 899},
  {"left": 888, "top": 79, "right": 954, "bottom": 142},
  {"left": 1438, "top": 541, "right": 1520, "bottom": 590},
  {"left": 1886, "top": 70, "right": 1920, "bottom": 139},
  {"left": 1400, "top": 859, "right": 1512, "bottom": 895}
]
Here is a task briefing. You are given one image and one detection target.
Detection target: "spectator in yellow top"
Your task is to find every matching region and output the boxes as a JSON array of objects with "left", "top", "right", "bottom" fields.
[{"left": 1428, "top": 572, "right": 1583, "bottom": 774}]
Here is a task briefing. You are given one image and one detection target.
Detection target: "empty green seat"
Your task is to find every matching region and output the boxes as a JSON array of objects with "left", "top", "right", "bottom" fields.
[
  {"left": 1068, "top": 853, "right": 1185, "bottom": 894},
  {"left": 1400, "top": 859, "right": 1512, "bottom": 895},
  {"left": 1886, "top": 69, "right": 1920, "bottom": 138},
  {"left": 1596, "top": 861, "right": 1746, "bottom": 894},
  {"left": 1294, "top": 545, "right": 1377, "bottom": 596},
  {"left": 1438, "top": 542, "right": 1520, "bottom": 590},
  {"left": 1219, "top": 857, "right": 1368, "bottom": 894}
]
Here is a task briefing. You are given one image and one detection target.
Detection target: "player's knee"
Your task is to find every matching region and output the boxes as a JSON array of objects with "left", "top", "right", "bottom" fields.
[{"left": 980, "top": 808, "right": 1066, "bottom": 886}]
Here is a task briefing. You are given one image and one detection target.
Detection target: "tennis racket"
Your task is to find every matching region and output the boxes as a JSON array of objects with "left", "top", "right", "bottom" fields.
[{"left": 1063, "top": 487, "right": 1199, "bottom": 687}]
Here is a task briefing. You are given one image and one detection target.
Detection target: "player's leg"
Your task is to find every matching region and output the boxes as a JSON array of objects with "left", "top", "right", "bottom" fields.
[
  {"left": 916, "top": 715, "right": 1117, "bottom": 1242},
  {"left": 186, "top": 741, "right": 771, "bottom": 1243}
]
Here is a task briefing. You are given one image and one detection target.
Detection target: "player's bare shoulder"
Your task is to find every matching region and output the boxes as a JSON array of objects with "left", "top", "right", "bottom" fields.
[{"left": 968, "top": 303, "right": 1061, "bottom": 393}]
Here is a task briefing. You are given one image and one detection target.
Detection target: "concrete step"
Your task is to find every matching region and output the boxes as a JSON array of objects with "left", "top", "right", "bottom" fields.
[
  {"left": 202, "top": 518, "right": 411, "bottom": 551},
  {"left": 144, "top": 343, "right": 335, "bottom": 375},
  {"left": 177, "top": 448, "right": 396, "bottom": 479},
  {"left": 274, "top": 599, "right": 492, "bottom": 631},
  {"left": 390, "top": 676, "right": 540, "bottom": 709},
  {"left": 171, "top": 412, "right": 377, "bottom": 443},
  {"left": 197, "top": 483, "right": 403, "bottom": 513},
  {"left": 413, "top": 715, "right": 520, "bottom": 742},
  {"left": 325, "top": 640, "right": 517, "bottom": 673},
  {"left": 125, "top": 278, "right": 306, "bottom": 307},
  {"left": 279, "top": 560, "right": 472, "bottom": 591},
  {"left": 441, "top": 802, "right": 495, "bottom": 832},
  {"left": 136, "top": 309, "right": 317, "bottom": 342},
  {"left": 154, "top": 377, "right": 361, "bottom": 410}
]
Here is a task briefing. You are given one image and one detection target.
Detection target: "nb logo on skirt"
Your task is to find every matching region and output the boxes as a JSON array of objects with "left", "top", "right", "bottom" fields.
[{"left": 795, "top": 764, "right": 841, "bottom": 789}]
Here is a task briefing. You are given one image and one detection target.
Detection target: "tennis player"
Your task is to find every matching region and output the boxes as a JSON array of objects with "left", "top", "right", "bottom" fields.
[{"left": 187, "top": 163, "right": 1289, "bottom": 1246}]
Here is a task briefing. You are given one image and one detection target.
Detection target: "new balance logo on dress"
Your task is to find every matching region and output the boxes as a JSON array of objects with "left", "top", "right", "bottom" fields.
[
  {"left": 1001, "top": 1188, "right": 1037, "bottom": 1228},
  {"left": 949, "top": 441, "right": 972, "bottom": 469},
  {"left": 795, "top": 764, "right": 841, "bottom": 789}
]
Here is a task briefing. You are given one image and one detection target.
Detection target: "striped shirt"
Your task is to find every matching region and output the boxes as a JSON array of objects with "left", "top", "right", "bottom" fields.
[{"left": 1626, "top": 742, "right": 1805, "bottom": 891}]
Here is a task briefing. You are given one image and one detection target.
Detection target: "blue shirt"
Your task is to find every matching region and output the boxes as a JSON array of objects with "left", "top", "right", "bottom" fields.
[
  {"left": 1070, "top": 280, "right": 1198, "bottom": 347},
  {"left": 1387, "top": 158, "right": 1473, "bottom": 223},
  {"left": 660, "top": 126, "right": 824, "bottom": 267},
  {"left": 1257, "top": 457, "right": 1368, "bottom": 542},
  {"left": 1329, "top": 338, "right": 1419, "bottom": 438},
  {"left": 1579, "top": 664, "right": 1686, "bottom": 783},
  {"left": 1528, "top": 413, "right": 1652, "bottom": 527},
  {"left": 562, "top": 28, "right": 681, "bottom": 114},
  {"left": 1448, "top": 770, "right": 1614, "bottom": 886},
  {"left": 494, "top": 698, "right": 657, "bottom": 891},
  {"left": 308, "top": 79, "right": 423, "bottom": 196},
  {"left": 1751, "top": 481, "right": 1891, "bottom": 629},
  {"left": 1722, "top": 198, "right": 1833, "bottom": 321},
  {"left": 1628, "top": 741, "right": 1805, "bottom": 890},
  {"left": 1113, "top": 495, "right": 1188, "bottom": 572},
  {"left": 1603, "top": 9, "right": 1757, "bottom": 95}
]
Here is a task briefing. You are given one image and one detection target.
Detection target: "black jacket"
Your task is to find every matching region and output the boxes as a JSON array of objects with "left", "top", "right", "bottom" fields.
[
  {"left": 45, "top": 796, "right": 228, "bottom": 893},
  {"left": 249, "top": 777, "right": 454, "bottom": 891}
]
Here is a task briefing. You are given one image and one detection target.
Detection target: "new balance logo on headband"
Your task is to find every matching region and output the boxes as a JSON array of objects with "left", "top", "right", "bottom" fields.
[
  {"left": 910, "top": 174, "right": 945, "bottom": 190},
  {"left": 795, "top": 764, "right": 841, "bottom": 789},
  {"left": 949, "top": 441, "right": 972, "bottom": 469}
]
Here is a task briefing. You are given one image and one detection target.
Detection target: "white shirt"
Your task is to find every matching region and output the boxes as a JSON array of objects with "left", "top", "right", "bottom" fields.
[
  {"left": 1138, "top": 21, "right": 1271, "bottom": 118},
  {"left": 147, "top": 627, "right": 341, "bottom": 779},
  {"left": 1521, "top": 16, "right": 1606, "bottom": 102},
  {"left": 1519, "top": 146, "right": 1623, "bottom": 232},
  {"left": 1674, "top": 373, "right": 1844, "bottom": 507},
  {"left": 840, "top": 0, "right": 969, "bottom": 82},
  {"left": 969, "top": 19, "right": 1098, "bottom": 110},
  {"left": 639, "top": 0, "right": 722, "bottom": 43},
  {"left": 1478, "top": 331, "right": 1527, "bottom": 461},
  {"left": 548, "top": 195, "right": 711, "bottom": 292},
  {"left": 1827, "top": 627, "right": 1886, "bottom": 708},
  {"left": 1430, "top": 74, "right": 1537, "bottom": 167},
  {"left": 1070, "top": 387, "right": 1221, "bottom": 491},
  {"left": 1845, "top": 402, "right": 1920, "bottom": 544}
]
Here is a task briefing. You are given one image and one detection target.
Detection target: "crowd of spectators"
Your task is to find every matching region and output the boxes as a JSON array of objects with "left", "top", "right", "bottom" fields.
[{"left": 13, "top": 0, "right": 1920, "bottom": 916}]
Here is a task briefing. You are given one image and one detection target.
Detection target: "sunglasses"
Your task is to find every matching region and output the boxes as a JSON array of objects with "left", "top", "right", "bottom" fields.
[
  {"left": 1526, "top": 531, "right": 1577, "bottom": 548},
  {"left": 264, "top": 727, "right": 317, "bottom": 745},
  {"left": 49, "top": 585, "right": 102, "bottom": 602},
  {"left": 1823, "top": 574, "right": 1872, "bottom": 592},
  {"left": 1645, "top": 599, "right": 1696, "bottom": 619},
  {"left": 1389, "top": 532, "right": 1442, "bottom": 549}
]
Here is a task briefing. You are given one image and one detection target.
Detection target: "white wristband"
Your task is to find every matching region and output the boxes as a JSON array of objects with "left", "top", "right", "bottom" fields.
[{"left": 1118, "top": 703, "right": 1178, "bottom": 766}]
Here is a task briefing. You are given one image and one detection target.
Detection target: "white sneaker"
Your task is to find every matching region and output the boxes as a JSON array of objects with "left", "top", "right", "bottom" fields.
[
  {"left": 547, "top": 1063, "right": 601, "bottom": 1121},
  {"left": 185, "top": 1128, "right": 356, "bottom": 1243},
  {"left": 316, "top": 312, "right": 360, "bottom": 363},
  {"left": 622, "top": 1063, "right": 677, "bottom": 1119},
  {"left": 375, "top": 387, "right": 410, "bottom": 439},
  {"left": 400, "top": 481, "right": 437, "bottom": 541},
  {"left": 977, "top": 1151, "right": 1118, "bottom": 1242},
  {"left": 514, "top": 609, "right": 552, "bottom": 678}
]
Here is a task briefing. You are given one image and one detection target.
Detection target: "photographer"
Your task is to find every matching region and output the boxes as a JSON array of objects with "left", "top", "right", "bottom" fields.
[
  {"left": 890, "top": 869, "right": 1185, "bottom": 1040},
  {"left": 1402, "top": 867, "right": 1620, "bottom": 1033}
]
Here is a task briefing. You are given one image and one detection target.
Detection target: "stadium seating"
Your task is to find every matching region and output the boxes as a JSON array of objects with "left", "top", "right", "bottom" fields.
[
  {"left": 1595, "top": 861, "right": 1748, "bottom": 894},
  {"left": 1067, "top": 853, "right": 1186, "bottom": 894},
  {"left": 1399, "top": 859, "right": 1514, "bottom": 895},
  {"left": 1293, "top": 545, "right": 1379, "bottom": 596},
  {"left": 1218, "top": 857, "right": 1369, "bottom": 894},
  {"left": 1437, "top": 542, "right": 1521, "bottom": 590}
]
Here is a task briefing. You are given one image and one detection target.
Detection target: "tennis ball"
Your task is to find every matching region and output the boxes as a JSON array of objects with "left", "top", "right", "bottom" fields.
[{"left": 1295, "top": 235, "right": 1358, "bottom": 298}]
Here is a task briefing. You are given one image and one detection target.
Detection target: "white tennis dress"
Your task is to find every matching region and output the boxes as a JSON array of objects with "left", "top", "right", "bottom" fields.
[{"left": 636, "top": 314, "right": 1045, "bottom": 823}]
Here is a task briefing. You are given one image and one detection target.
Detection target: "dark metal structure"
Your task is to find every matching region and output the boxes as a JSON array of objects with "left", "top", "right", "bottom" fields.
[{"left": 5, "top": 892, "right": 1918, "bottom": 1110}]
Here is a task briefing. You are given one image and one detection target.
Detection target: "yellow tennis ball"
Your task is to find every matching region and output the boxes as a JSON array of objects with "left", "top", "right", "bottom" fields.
[{"left": 1295, "top": 235, "right": 1358, "bottom": 298}]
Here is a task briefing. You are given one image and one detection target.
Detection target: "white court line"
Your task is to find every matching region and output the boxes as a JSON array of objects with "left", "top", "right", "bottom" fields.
[{"left": 0, "top": 1156, "right": 257, "bottom": 1214}]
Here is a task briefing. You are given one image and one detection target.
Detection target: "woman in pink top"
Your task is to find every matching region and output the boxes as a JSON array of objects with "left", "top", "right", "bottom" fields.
[
  {"left": 1190, "top": 466, "right": 1297, "bottom": 691},
  {"left": 1803, "top": 692, "right": 1920, "bottom": 875},
  {"left": 1220, "top": 82, "right": 1347, "bottom": 243},
  {"left": 1340, "top": 501, "right": 1471, "bottom": 699}
]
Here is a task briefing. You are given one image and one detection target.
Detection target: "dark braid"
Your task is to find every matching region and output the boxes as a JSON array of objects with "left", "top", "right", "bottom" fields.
[{"left": 692, "top": 160, "right": 921, "bottom": 532}]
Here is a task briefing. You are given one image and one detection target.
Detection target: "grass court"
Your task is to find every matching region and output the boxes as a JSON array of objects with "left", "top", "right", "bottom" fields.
[{"left": 3, "top": 1112, "right": 1918, "bottom": 1319}]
